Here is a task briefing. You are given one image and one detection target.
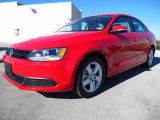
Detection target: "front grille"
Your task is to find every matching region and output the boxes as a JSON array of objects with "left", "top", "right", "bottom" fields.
[
  {"left": 4, "top": 62, "right": 57, "bottom": 87},
  {"left": 6, "top": 48, "right": 31, "bottom": 59}
]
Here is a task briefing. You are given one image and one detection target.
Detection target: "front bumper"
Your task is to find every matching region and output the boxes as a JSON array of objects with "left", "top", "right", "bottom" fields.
[{"left": 2, "top": 55, "right": 74, "bottom": 92}]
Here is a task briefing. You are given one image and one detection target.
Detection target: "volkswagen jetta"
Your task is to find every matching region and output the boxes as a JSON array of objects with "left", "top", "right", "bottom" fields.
[{"left": 3, "top": 14, "right": 156, "bottom": 98}]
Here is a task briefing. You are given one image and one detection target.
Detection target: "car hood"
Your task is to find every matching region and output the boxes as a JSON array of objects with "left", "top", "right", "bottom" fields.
[{"left": 10, "top": 32, "right": 104, "bottom": 50}]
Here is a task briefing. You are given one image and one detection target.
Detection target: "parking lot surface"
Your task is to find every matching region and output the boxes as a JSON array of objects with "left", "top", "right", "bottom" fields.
[{"left": 0, "top": 51, "right": 160, "bottom": 120}]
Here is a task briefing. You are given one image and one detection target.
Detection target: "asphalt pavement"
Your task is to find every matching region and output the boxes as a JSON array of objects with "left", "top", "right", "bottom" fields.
[{"left": 0, "top": 51, "right": 160, "bottom": 120}]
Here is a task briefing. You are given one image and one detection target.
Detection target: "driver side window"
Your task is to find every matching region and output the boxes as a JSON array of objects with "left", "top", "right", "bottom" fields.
[{"left": 112, "top": 16, "right": 130, "bottom": 33}]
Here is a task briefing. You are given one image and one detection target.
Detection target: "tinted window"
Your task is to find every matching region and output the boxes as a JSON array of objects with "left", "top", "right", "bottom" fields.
[
  {"left": 57, "top": 16, "right": 113, "bottom": 32},
  {"left": 131, "top": 18, "right": 146, "bottom": 32},
  {"left": 112, "top": 16, "right": 130, "bottom": 33}
]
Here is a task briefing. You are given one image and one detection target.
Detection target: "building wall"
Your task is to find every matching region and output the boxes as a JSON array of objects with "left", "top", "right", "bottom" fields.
[
  {"left": 71, "top": 3, "right": 82, "bottom": 21},
  {"left": 0, "top": 2, "right": 81, "bottom": 44}
]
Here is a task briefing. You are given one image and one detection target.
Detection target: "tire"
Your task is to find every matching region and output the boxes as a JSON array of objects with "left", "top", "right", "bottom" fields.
[
  {"left": 144, "top": 47, "right": 154, "bottom": 68},
  {"left": 74, "top": 56, "right": 105, "bottom": 98}
]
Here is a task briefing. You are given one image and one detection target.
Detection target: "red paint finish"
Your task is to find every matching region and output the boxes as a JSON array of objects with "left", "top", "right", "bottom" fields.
[
  {"left": 112, "top": 25, "right": 127, "bottom": 32},
  {"left": 2, "top": 14, "right": 156, "bottom": 92}
]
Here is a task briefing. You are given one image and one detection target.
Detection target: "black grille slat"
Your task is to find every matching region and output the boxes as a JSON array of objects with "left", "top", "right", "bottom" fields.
[
  {"left": 11, "top": 74, "right": 24, "bottom": 84},
  {"left": 24, "top": 78, "right": 56, "bottom": 87},
  {"left": 13, "top": 53, "right": 28, "bottom": 56},
  {"left": 13, "top": 50, "right": 30, "bottom": 53},
  {"left": 6, "top": 49, "right": 31, "bottom": 59}
]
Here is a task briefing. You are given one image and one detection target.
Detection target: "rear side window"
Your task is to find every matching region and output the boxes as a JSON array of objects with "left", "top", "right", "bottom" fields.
[
  {"left": 112, "top": 16, "right": 131, "bottom": 33},
  {"left": 131, "top": 18, "right": 147, "bottom": 32}
]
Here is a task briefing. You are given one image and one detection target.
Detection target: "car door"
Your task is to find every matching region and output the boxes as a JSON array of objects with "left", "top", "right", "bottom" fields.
[
  {"left": 108, "top": 16, "right": 138, "bottom": 75},
  {"left": 130, "top": 17, "right": 149, "bottom": 63}
]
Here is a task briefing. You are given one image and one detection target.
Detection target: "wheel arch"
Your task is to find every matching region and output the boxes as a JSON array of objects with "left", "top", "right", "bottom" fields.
[{"left": 72, "top": 50, "right": 109, "bottom": 90}]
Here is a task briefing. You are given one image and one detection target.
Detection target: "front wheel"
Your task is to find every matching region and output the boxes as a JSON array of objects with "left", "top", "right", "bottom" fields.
[{"left": 74, "top": 56, "right": 105, "bottom": 98}]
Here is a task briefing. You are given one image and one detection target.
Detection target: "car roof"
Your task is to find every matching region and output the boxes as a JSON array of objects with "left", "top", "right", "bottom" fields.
[{"left": 86, "top": 14, "right": 134, "bottom": 18}]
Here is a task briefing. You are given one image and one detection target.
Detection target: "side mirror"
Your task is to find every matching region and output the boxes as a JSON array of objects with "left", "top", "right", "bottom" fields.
[{"left": 111, "top": 25, "right": 127, "bottom": 33}]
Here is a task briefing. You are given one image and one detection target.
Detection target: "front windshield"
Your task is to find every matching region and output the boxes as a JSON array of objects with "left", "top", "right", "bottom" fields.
[{"left": 57, "top": 16, "right": 113, "bottom": 32}]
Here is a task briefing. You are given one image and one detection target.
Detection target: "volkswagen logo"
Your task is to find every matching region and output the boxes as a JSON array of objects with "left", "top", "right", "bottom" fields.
[{"left": 9, "top": 48, "right": 14, "bottom": 57}]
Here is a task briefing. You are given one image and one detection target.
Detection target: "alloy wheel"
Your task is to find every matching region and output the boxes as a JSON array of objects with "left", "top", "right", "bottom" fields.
[
  {"left": 82, "top": 62, "right": 102, "bottom": 93},
  {"left": 148, "top": 48, "right": 154, "bottom": 66}
]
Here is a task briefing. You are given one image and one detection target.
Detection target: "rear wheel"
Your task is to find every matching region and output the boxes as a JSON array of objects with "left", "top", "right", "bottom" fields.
[
  {"left": 74, "top": 56, "right": 105, "bottom": 98},
  {"left": 144, "top": 47, "right": 154, "bottom": 68}
]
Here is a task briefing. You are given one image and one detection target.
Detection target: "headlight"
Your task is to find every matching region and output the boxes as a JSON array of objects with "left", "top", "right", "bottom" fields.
[{"left": 27, "top": 48, "right": 67, "bottom": 61}]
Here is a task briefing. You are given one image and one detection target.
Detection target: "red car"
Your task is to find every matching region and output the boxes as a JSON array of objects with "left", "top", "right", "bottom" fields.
[{"left": 3, "top": 14, "right": 155, "bottom": 98}]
